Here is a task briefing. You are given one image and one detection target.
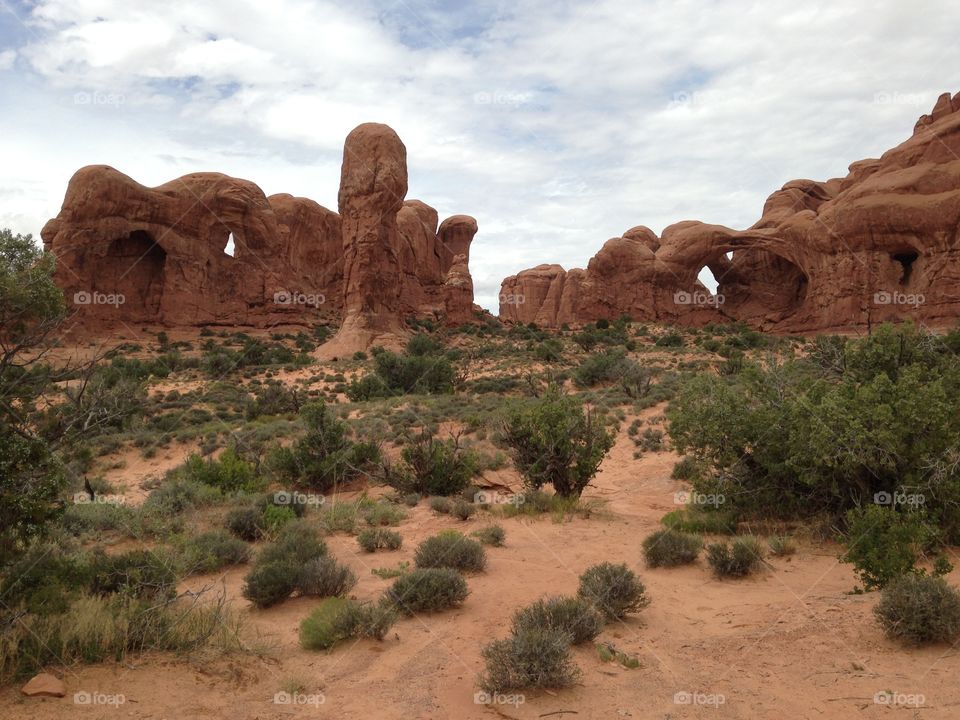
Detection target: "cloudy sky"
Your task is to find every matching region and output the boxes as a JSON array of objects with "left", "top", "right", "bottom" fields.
[{"left": 1, "top": 0, "right": 958, "bottom": 309}]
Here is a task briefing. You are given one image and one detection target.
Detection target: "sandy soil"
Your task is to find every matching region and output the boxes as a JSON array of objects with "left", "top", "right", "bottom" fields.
[{"left": 7, "top": 416, "right": 960, "bottom": 720}]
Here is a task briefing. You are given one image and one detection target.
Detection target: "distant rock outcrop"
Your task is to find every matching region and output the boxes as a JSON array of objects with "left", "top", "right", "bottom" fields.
[
  {"left": 501, "top": 91, "right": 960, "bottom": 332},
  {"left": 42, "top": 125, "right": 479, "bottom": 346}
]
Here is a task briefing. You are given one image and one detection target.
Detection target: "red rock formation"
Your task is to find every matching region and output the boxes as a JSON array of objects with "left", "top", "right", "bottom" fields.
[
  {"left": 501, "top": 91, "right": 960, "bottom": 332},
  {"left": 42, "top": 124, "right": 479, "bottom": 340}
]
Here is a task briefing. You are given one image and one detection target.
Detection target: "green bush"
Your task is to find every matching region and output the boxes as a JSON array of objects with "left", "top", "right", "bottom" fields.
[
  {"left": 577, "top": 562, "right": 649, "bottom": 620},
  {"left": 346, "top": 349, "right": 455, "bottom": 399},
  {"left": 642, "top": 528, "right": 702, "bottom": 567},
  {"left": 180, "top": 448, "right": 261, "bottom": 493},
  {"left": 261, "top": 504, "right": 297, "bottom": 532},
  {"left": 297, "top": 556, "right": 357, "bottom": 598},
  {"left": 179, "top": 531, "right": 251, "bottom": 574},
  {"left": 768, "top": 536, "right": 797, "bottom": 557},
  {"left": 479, "top": 627, "right": 580, "bottom": 694},
  {"left": 387, "top": 433, "right": 476, "bottom": 496},
  {"left": 452, "top": 499, "right": 476, "bottom": 521},
  {"left": 319, "top": 501, "right": 359, "bottom": 534},
  {"left": 414, "top": 531, "right": 486, "bottom": 572},
  {"left": 654, "top": 332, "right": 684, "bottom": 347},
  {"left": 357, "top": 528, "right": 403, "bottom": 553},
  {"left": 267, "top": 401, "right": 380, "bottom": 492},
  {"left": 502, "top": 391, "right": 614, "bottom": 498},
  {"left": 258, "top": 520, "right": 327, "bottom": 566},
  {"left": 842, "top": 505, "right": 926, "bottom": 590},
  {"left": 428, "top": 497, "right": 453, "bottom": 514},
  {"left": 226, "top": 506, "right": 265, "bottom": 541},
  {"left": 661, "top": 508, "right": 736, "bottom": 534},
  {"left": 386, "top": 568, "right": 469, "bottom": 614},
  {"left": 511, "top": 597, "right": 603, "bottom": 645},
  {"left": 361, "top": 502, "right": 406, "bottom": 527},
  {"left": 90, "top": 550, "right": 177, "bottom": 600},
  {"left": 0, "top": 544, "right": 94, "bottom": 616},
  {"left": 706, "top": 536, "right": 765, "bottom": 578},
  {"left": 242, "top": 561, "right": 301, "bottom": 608},
  {"left": 874, "top": 573, "right": 960, "bottom": 644},
  {"left": 300, "top": 597, "right": 397, "bottom": 650},
  {"left": 472, "top": 525, "right": 505, "bottom": 547},
  {"left": 143, "top": 479, "right": 222, "bottom": 516}
]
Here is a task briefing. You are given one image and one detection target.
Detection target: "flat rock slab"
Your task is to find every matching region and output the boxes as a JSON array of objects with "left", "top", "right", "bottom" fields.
[{"left": 21, "top": 673, "right": 66, "bottom": 698}]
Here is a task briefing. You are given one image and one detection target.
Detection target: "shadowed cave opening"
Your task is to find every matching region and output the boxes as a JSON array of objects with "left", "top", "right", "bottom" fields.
[
  {"left": 107, "top": 230, "right": 166, "bottom": 316},
  {"left": 892, "top": 251, "right": 919, "bottom": 285}
]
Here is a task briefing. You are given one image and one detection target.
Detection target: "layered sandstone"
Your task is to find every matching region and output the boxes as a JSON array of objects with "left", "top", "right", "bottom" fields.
[
  {"left": 501, "top": 91, "right": 960, "bottom": 332},
  {"left": 42, "top": 125, "right": 479, "bottom": 343}
]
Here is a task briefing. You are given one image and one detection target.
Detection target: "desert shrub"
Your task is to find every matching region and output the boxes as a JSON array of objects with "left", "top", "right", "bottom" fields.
[
  {"left": 61, "top": 502, "right": 135, "bottom": 535},
  {"left": 511, "top": 596, "right": 603, "bottom": 645},
  {"left": 706, "top": 536, "right": 765, "bottom": 578},
  {"left": 89, "top": 550, "right": 177, "bottom": 600},
  {"left": 533, "top": 338, "right": 564, "bottom": 362},
  {"left": 300, "top": 597, "right": 397, "bottom": 650},
  {"left": 267, "top": 401, "right": 380, "bottom": 492},
  {"left": 143, "top": 478, "right": 222, "bottom": 516},
  {"left": 385, "top": 567, "right": 469, "bottom": 614},
  {"left": 180, "top": 447, "right": 261, "bottom": 494},
  {"left": 0, "top": 544, "right": 94, "bottom": 616},
  {"left": 258, "top": 520, "right": 327, "bottom": 566},
  {"left": 297, "top": 556, "right": 357, "bottom": 597},
  {"left": 874, "top": 573, "right": 960, "bottom": 644},
  {"left": 654, "top": 332, "right": 684, "bottom": 347},
  {"left": 502, "top": 391, "right": 614, "bottom": 498},
  {"left": 670, "top": 455, "right": 700, "bottom": 481},
  {"left": 246, "top": 381, "right": 301, "bottom": 419},
  {"left": 402, "top": 493, "right": 420, "bottom": 507},
  {"left": 226, "top": 506, "right": 265, "bottom": 541},
  {"left": 387, "top": 433, "right": 476, "bottom": 496},
  {"left": 406, "top": 332, "right": 443, "bottom": 357},
  {"left": 642, "top": 528, "right": 702, "bottom": 567},
  {"left": 346, "top": 349, "right": 455, "bottom": 399},
  {"left": 319, "top": 501, "right": 359, "bottom": 533},
  {"left": 768, "top": 536, "right": 797, "bottom": 557},
  {"left": 478, "top": 627, "right": 581, "bottom": 694},
  {"left": 577, "top": 562, "right": 649, "bottom": 620},
  {"left": 842, "top": 505, "right": 926, "bottom": 590},
  {"left": 242, "top": 561, "right": 300, "bottom": 608},
  {"left": 472, "top": 525, "right": 505, "bottom": 547},
  {"left": 414, "top": 531, "right": 486, "bottom": 572},
  {"left": 261, "top": 505, "right": 296, "bottom": 532},
  {"left": 429, "top": 496, "right": 453, "bottom": 514},
  {"left": 661, "top": 508, "right": 736, "bottom": 534},
  {"left": 452, "top": 499, "right": 476, "bottom": 520},
  {"left": 361, "top": 502, "right": 406, "bottom": 527},
  {"left": 357, "top": 528, "right": 403, "bottom": 553},
  {"left": 179, "top": 531, "right": 251, "bottom": 574},
  {"left": 668, "top": 323, "right": 960, "bottom": 533},
  {"left": 573, "top": 349, "right": 626, "bottom": 387}
]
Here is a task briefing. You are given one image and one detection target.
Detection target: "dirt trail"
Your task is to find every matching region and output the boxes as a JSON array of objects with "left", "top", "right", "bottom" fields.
[{"left": 6, "top": 423, "right": 960, "bottom": 719}]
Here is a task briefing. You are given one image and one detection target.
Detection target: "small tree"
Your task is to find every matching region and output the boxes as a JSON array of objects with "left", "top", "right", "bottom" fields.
[{"left": 501, "top": 391, "right": 614, "bottom": 498}]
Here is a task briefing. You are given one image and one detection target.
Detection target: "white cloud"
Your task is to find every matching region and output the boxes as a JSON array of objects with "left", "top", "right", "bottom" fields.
[{"left": 2, "top": 0, "right": 959, "bottom": 310}]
